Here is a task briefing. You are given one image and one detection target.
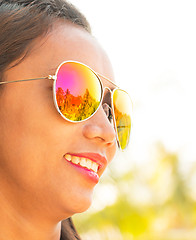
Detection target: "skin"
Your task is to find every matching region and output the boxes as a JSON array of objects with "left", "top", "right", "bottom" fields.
[{"left": 0, "top": 22, "right": 117, "bottom": 240}]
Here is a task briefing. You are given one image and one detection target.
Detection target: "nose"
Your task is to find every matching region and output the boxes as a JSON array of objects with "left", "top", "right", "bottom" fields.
[{"left": 82, "top": 105, "right": 116, "bottom": 148}]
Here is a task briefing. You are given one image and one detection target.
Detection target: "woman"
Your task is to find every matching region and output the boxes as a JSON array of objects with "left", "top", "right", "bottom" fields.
[{"left": 0, "top": 0, "right": 132, "bottom": 239}]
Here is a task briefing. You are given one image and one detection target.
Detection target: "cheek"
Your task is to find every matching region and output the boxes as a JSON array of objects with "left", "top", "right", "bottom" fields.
[
  {"left": 1, "top": 77, "right": 120, "bottom": 219},
  {"left": 0, "top": 85, "right": 73, "bottom": 187},
  {"left": 105, "top": 135, "right": 117, "bottom": 165},
  {"left": 0, "top": 85, "right": 93, "bottom": 218}
]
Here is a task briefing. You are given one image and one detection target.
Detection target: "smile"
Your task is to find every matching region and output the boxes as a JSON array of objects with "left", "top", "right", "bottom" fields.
[{"left": 64, "top": 154, "right": 99, "bottom": 173}]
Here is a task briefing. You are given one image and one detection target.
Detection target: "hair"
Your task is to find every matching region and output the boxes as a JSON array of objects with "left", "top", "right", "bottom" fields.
[
  {"left": 0, "top": 0, "right": 91, "bottom": 84},
  {"left": 0, "top": 0, "right": 92, "bottom": 239}
]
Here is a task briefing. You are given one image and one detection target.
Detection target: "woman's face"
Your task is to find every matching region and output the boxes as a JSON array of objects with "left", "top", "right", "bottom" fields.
[{"left": 0, "top": 22, "right": 116, "bottom": 221}]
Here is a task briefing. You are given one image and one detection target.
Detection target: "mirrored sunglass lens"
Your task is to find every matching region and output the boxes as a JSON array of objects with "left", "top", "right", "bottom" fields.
[
  {"left": 113, "top": 89, "right": 132, "bottom": 150},
  {"left": 55, "top": 62, "right": 102, "bottom": 121}
]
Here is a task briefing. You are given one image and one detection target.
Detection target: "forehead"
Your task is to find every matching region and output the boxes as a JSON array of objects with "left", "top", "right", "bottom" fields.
[{"left": 20, "top": 22, "right": 115, "bottom": 82}]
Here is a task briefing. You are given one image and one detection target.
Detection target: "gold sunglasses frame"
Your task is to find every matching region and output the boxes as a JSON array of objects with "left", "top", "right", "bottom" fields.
[{"left": 0, "top": 60, "right": 132, "bottom": 150}]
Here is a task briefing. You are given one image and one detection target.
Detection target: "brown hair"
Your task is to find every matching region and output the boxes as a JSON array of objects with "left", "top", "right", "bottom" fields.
[
  {"left": 0, "top": 0, "right": 91, "bottom": 84},
  {"left": 0, "top": 0, "right": 92, "bottom": 239}
]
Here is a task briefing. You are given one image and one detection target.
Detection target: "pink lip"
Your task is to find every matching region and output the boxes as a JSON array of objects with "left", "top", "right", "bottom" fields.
[{"left": 63, "top": 152, "right": 108, "bottom": 183}]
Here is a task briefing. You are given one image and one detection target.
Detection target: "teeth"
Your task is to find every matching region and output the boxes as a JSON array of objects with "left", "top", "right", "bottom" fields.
[
  {"left": 80, "top": 158, "right": 87, "bottom": 167},
  {"left": 65, "top": 154, "right": 71, "bottom": 161},
  {"left": 86, "top": 159, "right": 92, "bottom": 169},
  {"left": 92, "top": 162, "right": 99, "bottom": 172},
  {"left": 72, "top": 156, "right": 80, "bottom": 164},
  {"left": 64, "top": 154, "right": 99, "bottom": 173}
]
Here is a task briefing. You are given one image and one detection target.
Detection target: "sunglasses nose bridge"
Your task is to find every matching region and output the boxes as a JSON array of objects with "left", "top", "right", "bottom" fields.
[{"left": 104, "top": 86, "right": 112, "bottom": 92}]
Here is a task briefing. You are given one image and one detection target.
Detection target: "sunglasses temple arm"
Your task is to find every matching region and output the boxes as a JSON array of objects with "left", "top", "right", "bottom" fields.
[
  {"left": 0, "top": 76, "right": 55, "bottom": 85},
  {"left": 97, "top": 73, "right": 118, "bottom": 88}
]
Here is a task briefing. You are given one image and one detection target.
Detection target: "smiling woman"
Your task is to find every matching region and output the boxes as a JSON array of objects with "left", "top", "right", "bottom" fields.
[{"left": 0, "top": 1, "right": 132, "bottom": 240}]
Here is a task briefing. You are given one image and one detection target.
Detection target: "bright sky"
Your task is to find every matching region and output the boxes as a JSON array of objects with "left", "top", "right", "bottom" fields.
[{"left": 70, "top": 0, "right": 196, "bottom": 167}]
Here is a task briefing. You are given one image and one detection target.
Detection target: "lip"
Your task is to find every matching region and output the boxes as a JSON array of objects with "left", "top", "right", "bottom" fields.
[{"left": 63, "top": 152, "right": 108, "bottom": 183}]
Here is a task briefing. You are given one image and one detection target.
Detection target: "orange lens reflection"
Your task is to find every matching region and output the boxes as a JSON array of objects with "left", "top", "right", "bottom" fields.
[
  {"left": 113, "top": 89, "right": 132, "bottom": 150},
  {"left": 55, "top": 62, "right": 102, "bottom": 121}
]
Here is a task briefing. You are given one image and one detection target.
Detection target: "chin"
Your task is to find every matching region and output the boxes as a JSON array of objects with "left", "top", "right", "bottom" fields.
[
  {"left": 70, "top": 193, "right": 93, "bottom": 214},
  {"left": 56, "top": 190, "right": 93, "bottom": 220}
]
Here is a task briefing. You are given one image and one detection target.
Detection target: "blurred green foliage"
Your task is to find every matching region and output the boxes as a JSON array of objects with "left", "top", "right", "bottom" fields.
[{"left": 73, "top": 144, "right": 196, "bottom": 240}]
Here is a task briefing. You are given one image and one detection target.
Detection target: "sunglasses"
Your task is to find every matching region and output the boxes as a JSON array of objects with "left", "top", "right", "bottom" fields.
[{"left": 0, "top": 61, "right": 132, "bottom": 150}]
